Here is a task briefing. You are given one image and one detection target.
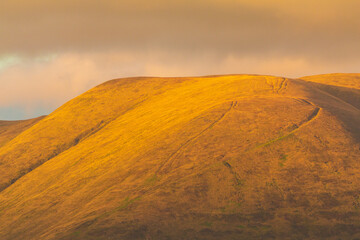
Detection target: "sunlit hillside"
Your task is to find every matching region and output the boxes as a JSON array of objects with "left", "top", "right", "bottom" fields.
[
  {"left": 0, "top": 116, "right": 44, "bottom": 148},
  {"left": 0, "top": 74, "right": 359, "bottom": 240}
]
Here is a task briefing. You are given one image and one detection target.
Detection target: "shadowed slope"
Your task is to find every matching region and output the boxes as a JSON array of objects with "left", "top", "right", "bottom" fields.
[
  {"left": 302, "top": 74, "right": 360, "bottom": 111},
  {"left": 302, "top": 73, "right": 360, "bottom": 89},
  {"left": 299, "top": 75, "right": 360, "bottom": 141},
  {"left": 0, "top": 75, "right": 359, "bottom": 240}
]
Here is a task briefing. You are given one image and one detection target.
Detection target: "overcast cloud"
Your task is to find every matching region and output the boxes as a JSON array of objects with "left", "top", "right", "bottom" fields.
[{"left": 1, "top": 0, "right": 360, "bottom": 119}]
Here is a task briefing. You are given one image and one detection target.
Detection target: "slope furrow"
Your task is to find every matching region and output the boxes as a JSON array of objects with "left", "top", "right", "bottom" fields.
[
  {"left": 256, "top": 98, "right": 321, "bottom": 148},
  {"left": 157, "top": 101, "right": 236, "bottom": 174}
]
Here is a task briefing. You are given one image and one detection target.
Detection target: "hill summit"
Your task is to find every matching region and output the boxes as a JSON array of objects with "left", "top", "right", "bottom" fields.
[{"left": 0, "top": 74, "right": 359, "bottom": 239}]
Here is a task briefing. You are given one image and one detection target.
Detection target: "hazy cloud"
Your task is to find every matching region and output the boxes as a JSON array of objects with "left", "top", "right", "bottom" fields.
[{"left": 1, "top": 0, "right": 360, "bottom": 119}]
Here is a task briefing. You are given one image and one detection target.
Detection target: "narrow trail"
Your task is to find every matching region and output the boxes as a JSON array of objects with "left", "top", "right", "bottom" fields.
[
  {"left": 277, "top": 78, "right": 288, "bottom": 94},
  {"left": 257, "top": 77, "right": 322, "bottom": 147},
  {"left": 156, "top": 101, "right": 237, "bottom": 174},
  {"left": 293, "top": 98, "right": 312, "bottom": 106},
  {"left": 256, "top": 98, "right": 321, "bottom": 148},
  {"left": 222, "top": 161, "right": 243, "bottom": 186},
  {"left": 264, "top": 77, "right": 288, "bottom": 94},
  {"left": 264, "top": 77, "right": 275, "bottom": 93}
]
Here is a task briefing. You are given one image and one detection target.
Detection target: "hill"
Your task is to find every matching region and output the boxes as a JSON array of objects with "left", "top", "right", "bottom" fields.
[
  {"left": 302, "top": 73, "right": 360, "bottom": 89},
  {"left": 0, "top": 116, "right": 45, "bottom": 148},
  {"left": 0, "top": 74, "right": 359, "bottom": 239}
]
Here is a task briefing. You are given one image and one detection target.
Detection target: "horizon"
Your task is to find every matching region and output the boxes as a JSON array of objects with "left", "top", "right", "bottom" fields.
[{"left": 1, "top": 72, "right": 357, "bottom": 121}]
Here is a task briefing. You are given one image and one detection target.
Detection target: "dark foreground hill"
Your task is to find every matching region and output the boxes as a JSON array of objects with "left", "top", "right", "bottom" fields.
[{"left": 0, "top": 74, "right": 359, "bottom": 239}]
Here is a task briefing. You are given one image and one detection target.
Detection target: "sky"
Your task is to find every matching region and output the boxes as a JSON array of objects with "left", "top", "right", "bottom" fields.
[{"left": 1, "top": 0, "right": 360, "bottom": 120}]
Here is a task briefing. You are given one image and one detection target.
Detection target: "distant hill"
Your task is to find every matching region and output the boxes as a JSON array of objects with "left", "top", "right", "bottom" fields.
[
  {"left": 0, "top": 116, "right": 44, "bottom": 148},
  {"left": 302, "top": 73, "right": 360, "bottom": 89},
  {"left": 0, "top": 74, "right": 359, "bottom": 240}
]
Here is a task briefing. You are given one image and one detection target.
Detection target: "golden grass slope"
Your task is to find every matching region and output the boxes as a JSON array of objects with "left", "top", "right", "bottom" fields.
[
  {"left": 0, "top": 77, "right": 187, "bottom": 190},
  {"left": 0, "top": 116, "right": 44, "bottom": 148},
  {"left": 0, "top": 74, "right": 359, "bottom": 240}
]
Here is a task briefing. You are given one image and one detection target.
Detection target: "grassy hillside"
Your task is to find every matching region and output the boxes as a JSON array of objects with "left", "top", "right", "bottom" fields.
[
  {"left": 0, "top": 74, "right": 359, "bottom": 239},
  {"left": 0, "top": 116, "right": 44, "bottom": 148},
  {"left": 0, "top": 77, "right": 187, "bottom": 191},
  {"left": 302, "top": 73, "right": 360, "bottom": 108},
  {"left": 302, "top": 73, "right": 360, "bottom": 89}
]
